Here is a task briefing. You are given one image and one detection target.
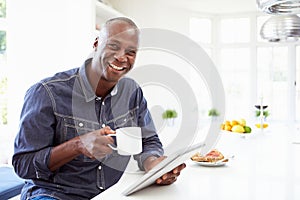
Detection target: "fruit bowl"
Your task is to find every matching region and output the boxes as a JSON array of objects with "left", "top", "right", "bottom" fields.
[{"left": 220, "top": 118, "right": 252, "bottom": 134}]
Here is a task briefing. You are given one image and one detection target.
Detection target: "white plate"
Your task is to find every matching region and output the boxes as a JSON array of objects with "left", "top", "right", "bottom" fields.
[{"left": 192, "top": 160, "right": 227, "bottom": 167}]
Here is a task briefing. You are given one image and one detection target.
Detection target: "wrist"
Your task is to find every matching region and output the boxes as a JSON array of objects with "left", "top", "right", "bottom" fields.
[
  {"left": 143, "top": 156, "right": 158, "bottom": 172},
  {"left": 70, "top": 136, "right": 84, "bottom": 155}
]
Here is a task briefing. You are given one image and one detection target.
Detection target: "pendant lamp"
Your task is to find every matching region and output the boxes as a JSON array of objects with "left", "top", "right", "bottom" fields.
[
  {"left": 260, "top": 14, "right": 300, "bottom": 42},
  {"left": 257, "top": 0, "right": 300, "bottom": 14}
]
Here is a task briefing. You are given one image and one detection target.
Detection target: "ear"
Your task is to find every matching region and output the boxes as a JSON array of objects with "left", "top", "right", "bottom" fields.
[{"left": 93, "top": 37, "right": 99, "bottom": 51}]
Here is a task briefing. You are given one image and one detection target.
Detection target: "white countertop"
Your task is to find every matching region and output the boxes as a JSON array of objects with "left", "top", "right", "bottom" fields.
[{"left": 93, "top": 124, "right": 300, "bottom": 200}]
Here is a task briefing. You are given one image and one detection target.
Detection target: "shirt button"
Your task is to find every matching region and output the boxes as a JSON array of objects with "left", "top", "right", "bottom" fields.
[
  {"left": 102, "top": 102, "right": 105, "bottom": 106},
  {"left": 102, "top": 124, "right": 105, "bottom": 128},
  {"left": 99, "top": 186, "right": 104, "bottom": 190},
  {"left": 98, "top": 165, "right": 102, "bottom": 170},
  {"left": 78, "top": 122, "right": 84, "bottom": 127}
]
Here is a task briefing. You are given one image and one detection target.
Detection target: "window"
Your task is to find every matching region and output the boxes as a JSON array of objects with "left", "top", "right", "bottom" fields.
[
  {"left": 189, "top": 14, "right": 297, "bottom": 122},
  {"left": 0, "top": 0, "right": 5, "bottom": 53},
  {"left": 220, "top": 18, "right": 250, "bottom": 43},
  {"left": 0, "top": 0, "right": 6, "bottom": 18},
  {"left": 296, "top": 45, "right": 300, "bottom": 121},
  {"left": 257, "top": 47, "right": 289, "bottom": 121},
  {"left": 0, "top": 0, "right": 9, "bottom": 165},
  {"left": 218, "top": 17, "right": 252, "bottom": 119},
  {"left": 220, "top": 48, "right": 251, "bottom": 118},
  {"left": 189, "top": 17, "right": 212, "bottom": 44},
  {"left": 0, "top": 0, "right": 7, "bottom": 125},
  {"left": 0, "top": 76, "right": 7, "bottom": 125},
  {"left": 0, "top": 30, "right": 6, "bottom": 53}
]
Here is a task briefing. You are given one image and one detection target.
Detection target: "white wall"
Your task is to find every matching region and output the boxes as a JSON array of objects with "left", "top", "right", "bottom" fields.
[
  {"left": 109, "top": 0, "right": 190, "bottom": 35},
  {"left": 6, "top": 0, "right": 95, "bottom": 132}
]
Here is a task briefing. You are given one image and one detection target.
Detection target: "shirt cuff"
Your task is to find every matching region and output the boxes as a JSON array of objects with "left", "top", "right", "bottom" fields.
[
  {"left": 134, "top": 151, "right": 162, "bottom": 171},
  {"left": 33, "top": 147, "right": 53, "bottom": 180}
]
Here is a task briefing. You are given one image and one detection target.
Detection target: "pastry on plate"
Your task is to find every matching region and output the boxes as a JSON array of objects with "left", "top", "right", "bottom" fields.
[{"left": 191, "top": 149, "right": 226, "bottom": 162}]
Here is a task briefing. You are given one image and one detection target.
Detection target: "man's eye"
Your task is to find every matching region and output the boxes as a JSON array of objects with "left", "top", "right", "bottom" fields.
[
  {"left": 127, "top": 50, "right": 136, "bottom": 56},
  {"left": 108, "top": 44, "right": 119, "bottom": 50}
]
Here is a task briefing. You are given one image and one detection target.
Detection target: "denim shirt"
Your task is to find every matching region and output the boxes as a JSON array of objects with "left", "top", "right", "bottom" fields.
[{"left": 12, "top": 59, "right": 163, "bottom": 200}]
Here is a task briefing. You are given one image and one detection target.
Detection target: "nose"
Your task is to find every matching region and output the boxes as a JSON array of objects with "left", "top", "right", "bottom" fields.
[{"left": 114, "top": 50, "right": 127, "bottom": 62}]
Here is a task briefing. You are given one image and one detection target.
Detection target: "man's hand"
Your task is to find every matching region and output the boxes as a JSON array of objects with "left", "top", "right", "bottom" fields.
[
  {"left": 49, "top": 126, "right": 116, "bottom": 171},
  {"left": 78, "top": 126, "right": 116, "bottom": 159},
  {"left": 143, "top": 156, "right": 186, "bottom": 185}
]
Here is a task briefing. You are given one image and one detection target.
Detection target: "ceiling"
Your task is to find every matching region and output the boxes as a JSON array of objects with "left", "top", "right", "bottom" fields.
[
  {"left": 106, "top": 0, "right": 260, "bottom": 15},
  {"left": 164, "top": 0, "right": 259, "bottom": 14}
]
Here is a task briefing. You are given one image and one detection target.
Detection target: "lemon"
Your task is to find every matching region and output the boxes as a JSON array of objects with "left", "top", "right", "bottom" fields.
[
  {"left": 255, "top": 124, "right": 268, "bottom": 128},
  {"left": 230, "top": 120, "right": 239, "bottom": 126},
  {"left": 224, "top": 124, "right": 232, "bottom": 131},
  {"left": 225, "top": 120, "right": 231, "bottom": 126},
  {"left": 231, "top": 125, "right": 245, "bottom": 133},
  {"left": 220, "top": 124, "right": 225, "bottom": 130},
  {"left": 238, "top": 118, "right": 246, "bottom": 126}
]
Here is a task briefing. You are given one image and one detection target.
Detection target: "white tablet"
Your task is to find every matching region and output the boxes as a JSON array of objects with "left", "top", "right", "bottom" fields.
[{"left": 122, "top": 142, "right": 205, "bottom": 196}]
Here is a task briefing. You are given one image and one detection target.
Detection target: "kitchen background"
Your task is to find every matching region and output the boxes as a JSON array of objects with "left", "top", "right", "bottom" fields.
[{"left": 0, "top": 0, "right": 300, "bottom": 164}]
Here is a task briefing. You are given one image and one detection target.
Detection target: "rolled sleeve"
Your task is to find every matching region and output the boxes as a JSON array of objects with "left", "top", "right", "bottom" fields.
[
  {"left": 13, "top": 83, "right": 56, "bottom": 180},
  {"left": 135, "top": 151, "right": 161, "bottom": 171},
  {"left": 133, "top": 88, "right": 164, "bottom": 171},
  {"left": 33, "top": 147, "right": 53, "bottom": 179},
  {"left": 134, "top": 133, "right": 164, "bottom": 171}
]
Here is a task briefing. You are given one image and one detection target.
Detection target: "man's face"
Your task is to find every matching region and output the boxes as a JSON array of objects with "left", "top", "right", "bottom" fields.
[{"left": 94, "top": 22, "right": 139, "bottom": 84}]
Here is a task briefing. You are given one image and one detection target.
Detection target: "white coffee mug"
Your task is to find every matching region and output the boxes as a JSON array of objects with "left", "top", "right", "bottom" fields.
[{"left": 108, "top": 127, "right": 142, "bottom": 155}]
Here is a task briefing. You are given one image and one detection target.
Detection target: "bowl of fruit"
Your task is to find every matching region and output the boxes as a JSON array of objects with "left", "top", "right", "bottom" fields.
[{"left": 220, "top": 118, "right": 252, "bottom": 134}]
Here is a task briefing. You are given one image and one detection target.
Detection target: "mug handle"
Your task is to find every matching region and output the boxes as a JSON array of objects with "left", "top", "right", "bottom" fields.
[
  {"left": 105, "top": 134, "right": 117, "bottom": 150},
  {"left": 107, "top": 143, "right": 118, "bottom": 151}
]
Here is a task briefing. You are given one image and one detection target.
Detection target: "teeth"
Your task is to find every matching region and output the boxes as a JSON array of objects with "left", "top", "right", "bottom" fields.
[{"left": 110, "top": 63, "right": 124, "bottom": 71}]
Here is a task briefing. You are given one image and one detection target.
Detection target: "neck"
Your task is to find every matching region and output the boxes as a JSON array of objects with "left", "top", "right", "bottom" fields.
[
  {"left": 95, "top": 79, "right": 115, "bottom": 98},
  {"left": 86, "top": 61, "right": 115, "bottom": 98}
]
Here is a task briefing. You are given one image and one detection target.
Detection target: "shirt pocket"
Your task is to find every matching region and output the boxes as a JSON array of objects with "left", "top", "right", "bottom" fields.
[
  {"left": 63, "top": 117, "right": 101, "bottom": 162},
  {"left": 110, "top": 108, "right": 138, "bottom": 129}
]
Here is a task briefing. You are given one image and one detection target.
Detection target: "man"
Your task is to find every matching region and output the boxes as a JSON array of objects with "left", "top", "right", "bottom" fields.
[{"left": 13, "top": 17, "right": 185, "bottom": 200}]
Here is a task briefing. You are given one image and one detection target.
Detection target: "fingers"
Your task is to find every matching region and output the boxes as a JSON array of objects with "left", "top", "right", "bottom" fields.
[
  {"left": 156, "top": 172, "right": 177, "bottom": 185},
  {"left": 156, "top": 163, "right": 186, "bottom": 185},
  {"left": 93, "top": 150, "right": 110, "bottom": 159},
  {"left": 100, "top": 126, "right": 116, "bottom": 135},
  {"left": 80, "top": 127, "right": 116, "bottom": 159},
  {"left": 90, "top": 143, "right": 113, "bottom": 159},
  {"left": 156, "top": 174, "right": 177, "bottom": 185},
  {"left": 173, "top": 163, "right": 186, "bottom": 174}
]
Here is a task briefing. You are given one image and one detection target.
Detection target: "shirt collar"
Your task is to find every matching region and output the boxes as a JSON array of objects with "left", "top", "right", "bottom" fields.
[
  {"left": 110, "top": 83, "right": 118, "bottom": 96},
  {"left": 79, "top": 58, "right": 119, "bottom": 102}
]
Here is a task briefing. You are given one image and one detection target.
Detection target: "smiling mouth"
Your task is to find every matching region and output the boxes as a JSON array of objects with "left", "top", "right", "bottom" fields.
[{"left": 109, "top": 63, "right": 125, "bottom": 71}]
